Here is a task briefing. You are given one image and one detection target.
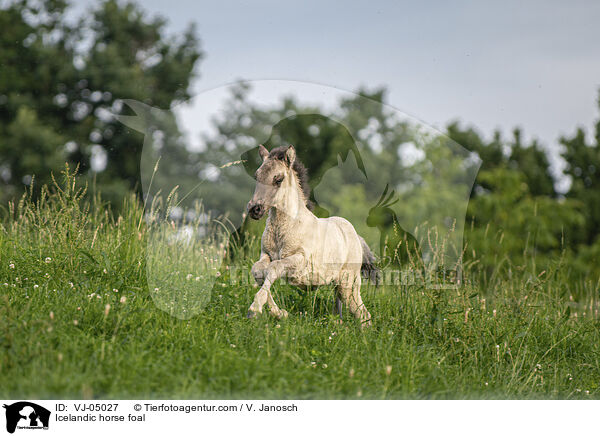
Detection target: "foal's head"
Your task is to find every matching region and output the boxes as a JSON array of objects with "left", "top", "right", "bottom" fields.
[{"left": 247, "top": 144, "right": 311, "bottom": 220}]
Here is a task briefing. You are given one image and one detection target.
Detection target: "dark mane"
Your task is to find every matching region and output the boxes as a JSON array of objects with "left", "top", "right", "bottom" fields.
[{"left": 269, "top": 146, "right": 314, "bottom": 211}]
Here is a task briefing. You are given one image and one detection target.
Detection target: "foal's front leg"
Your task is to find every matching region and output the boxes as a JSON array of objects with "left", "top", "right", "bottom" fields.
[
  {"left": 251, "top": 252, "right": 271, "bottom": 286},
  {"left": 247, "top": 254, "right": 304, "bottom": 319}
]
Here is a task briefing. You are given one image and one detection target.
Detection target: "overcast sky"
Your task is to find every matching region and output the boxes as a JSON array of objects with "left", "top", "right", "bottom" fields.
[{"left": 77, "top": 0, "right": 600, "bottom": 181}]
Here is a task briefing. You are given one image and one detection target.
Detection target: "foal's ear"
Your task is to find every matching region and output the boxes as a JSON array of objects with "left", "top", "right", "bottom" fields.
[
  {"left": 285, "top": 145, "right": 296, "bottom": 166},
  {"left": 258, "top": 144, "right": 269, "bottom": 161}
]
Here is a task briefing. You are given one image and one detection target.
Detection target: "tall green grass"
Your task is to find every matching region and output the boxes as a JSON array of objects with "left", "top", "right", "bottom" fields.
[{"left": 0, "top": 168, "right": 598, "bottom": 399}]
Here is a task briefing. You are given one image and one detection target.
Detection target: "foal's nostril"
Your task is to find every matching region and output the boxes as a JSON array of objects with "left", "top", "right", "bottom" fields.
[{"left": 248, "top": 203, "right": 264, "bottom": 218}]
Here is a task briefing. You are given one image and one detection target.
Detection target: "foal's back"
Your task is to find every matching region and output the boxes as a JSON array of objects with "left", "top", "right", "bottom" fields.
[{"left": 297, "top": 214, "right": 362, "bottom": 284}]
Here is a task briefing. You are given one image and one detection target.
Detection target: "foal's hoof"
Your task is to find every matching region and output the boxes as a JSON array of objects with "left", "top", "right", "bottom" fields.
[
  {"left": 270, "top": 308, "right": 288, "bottom": 319},
  {"left": 360, "top": 319, "right": 373, "bottom": 329},
  {"left": 247, "top": 310, "right": 259, "bottom": 319}
]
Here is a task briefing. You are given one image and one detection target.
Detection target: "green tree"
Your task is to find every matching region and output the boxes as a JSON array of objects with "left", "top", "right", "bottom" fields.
[
  {"left": 507, "top": 128, "right": 555, "bottom": 197},
  {"left": 0, "top": 0, "right": 202, "bottom": 205},
  {"left": 447, "top": 123, "right": 556, "bottom": 197},
  {"left": 561, "top": 95, "right": 600, "bottom": 246},
  {"left": 464, "top": 167, "right": 583, "bottom": 278}
]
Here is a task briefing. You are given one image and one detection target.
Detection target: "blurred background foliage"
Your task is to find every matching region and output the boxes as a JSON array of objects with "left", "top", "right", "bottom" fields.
[
  {"left": 1, "top": 0, "right": 600, "bottom": 282},
  {"left": 0, "top": 0, "right": 200, "bottom": 203}
]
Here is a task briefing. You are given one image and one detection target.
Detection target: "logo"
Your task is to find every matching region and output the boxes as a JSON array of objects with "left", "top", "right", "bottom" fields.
[{"left": 3, "top": 402, "right": 50, "bottom": 433}]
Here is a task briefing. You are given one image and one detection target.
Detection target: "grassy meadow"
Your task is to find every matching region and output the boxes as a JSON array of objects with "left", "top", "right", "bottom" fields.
[{"left": 1, "top": 170, "right": 599, "bottom": 399}]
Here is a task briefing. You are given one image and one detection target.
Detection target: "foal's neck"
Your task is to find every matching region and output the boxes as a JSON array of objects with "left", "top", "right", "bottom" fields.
[{"left": 268, "top": 173, "right": 312, "bottom": 227}]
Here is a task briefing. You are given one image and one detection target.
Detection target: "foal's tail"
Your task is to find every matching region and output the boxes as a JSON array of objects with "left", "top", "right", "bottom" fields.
[{"left": 358, "top": 235, "right": 380, "bottom": 285}]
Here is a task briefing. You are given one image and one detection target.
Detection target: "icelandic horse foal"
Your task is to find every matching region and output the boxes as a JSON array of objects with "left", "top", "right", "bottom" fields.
[{"left": 246, "top": 144, "right": 374, "bottom": 326}]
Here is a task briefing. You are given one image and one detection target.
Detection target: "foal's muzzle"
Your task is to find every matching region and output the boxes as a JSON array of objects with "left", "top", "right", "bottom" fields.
[{"left": 247, "top": 203, "right": 265, "bottom": 220}]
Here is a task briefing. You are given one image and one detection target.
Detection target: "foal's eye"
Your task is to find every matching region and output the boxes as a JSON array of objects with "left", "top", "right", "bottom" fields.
[{"left": 273, "top": 174, "right": 284, "bottom": 186}]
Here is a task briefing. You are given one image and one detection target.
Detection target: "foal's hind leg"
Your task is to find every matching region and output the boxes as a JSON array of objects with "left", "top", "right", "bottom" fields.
[
  {"left": 338, "top": 274, "right": 372, "bottom": 327},
  {"left": 333, "top": 292, "right": 343, "bottom": 322}
]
